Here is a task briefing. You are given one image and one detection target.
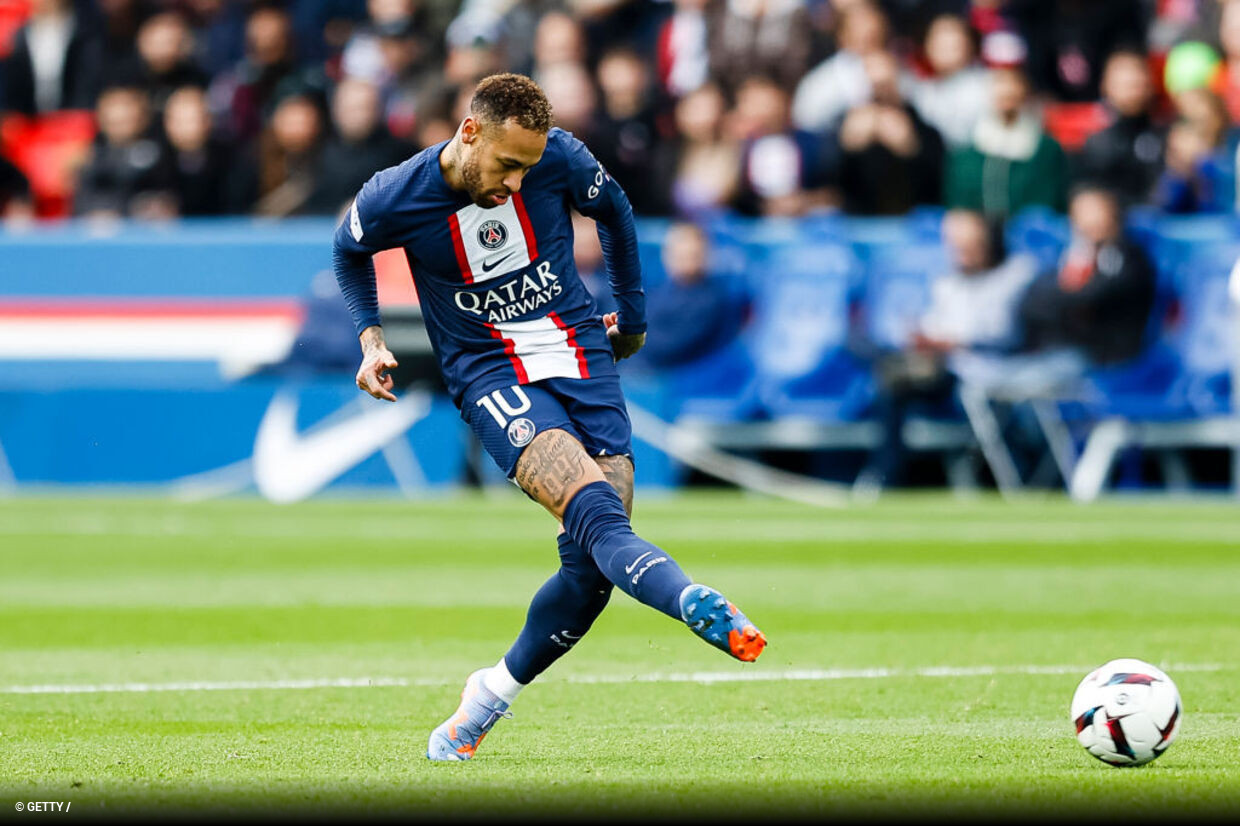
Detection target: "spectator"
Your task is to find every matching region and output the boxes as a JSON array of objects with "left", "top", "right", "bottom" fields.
[
  {"left": 442, "top": 7, "right": 505, "bottom": 87},
  {"left": 1154, "top": 88, "right": 1236, "bottom": 213},
  {"left": 303, "top": 77, "right": 411, "bottom": 215},
  {"left": 409, "top": 84, "right": 461, "bottom": 150},
  {"left": 361, "top": 15, "right": 442, "bottom": 141},
  {"left": 1, "top": 0, "right": 102, "bottom": 114},
  {"left": 792, "top": 0, "right": 902, "bottom": 134},
  {"left": 573, "top": 0, "right": 671, "bottom": 62},
  {"left": 1004, "top": 0, "right": 1149, "bottom": 102},
  {"left": 910, "top": 13, "right": 992, "bottom": 148},
  {"left": 707, "top": 0, "right": 814, "bottom": 95},
  {"left": 103, "top": 10, "right": 210, "bottom": 116},
  {"left": 649, "top": 80, "right": 741, "bottom": 217},
  {"left": 498, "top": 0, "right": 567, "bottom": 77},
  {"left": 160, "top": 85, "right": 256, "bottom": 216},
  {"left": 1076, "top": 49, "right": 1166, "bottom": 207},
  {"left": 590, "top": 47, "right": 660, "bottom": 214},
  {"left": 1215, "top": 0, "right": 1240, "bottom": 124},
  {"left": 339, "top": 0, "right": 431, "bottom": 87},
  {"left": 73, "top": 84, "right": 174, "bottom": 219},
  {"left": 183, "top": 0, "right": 249, "bottom": 78},
  {"left": 836, "top": 50, "right": 945, "bottom": 215},
  {"left": 642, "top": 221, "right": 747, "bottom": 368},
  {"left": 656, "top": 0, "right": 711, "bottom": 98},
  {"left": 732, "top": 74, "right": 837, "bottom": 216},
  {"left": 572, "top": 210, "right": 616, "bottom": 316},
  {"left": 944, "top": 65, "right": 1069, "bottom": 218},
  {"left": 208, "top": 5, "right": 327, "bottom": 147},
  {"left": 539, "top": 60, "right": 598, "bottom": 139},
  {"left": 856, "top": 209, "right": 1038, "bottom": 489},
  {"left": 530, "top": 10, "right": 588, "bottom": 83},
  {"left": 1019, "top": 185, "right": 1156, "bottom": 368},
  {"left": 253, "top": 91, "right": 326, "bottom": 217}
]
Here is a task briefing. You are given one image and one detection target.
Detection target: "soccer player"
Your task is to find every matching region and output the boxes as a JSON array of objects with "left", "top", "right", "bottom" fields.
[{"left": 332, "top": 73, "right": 766, "bottom": 762}]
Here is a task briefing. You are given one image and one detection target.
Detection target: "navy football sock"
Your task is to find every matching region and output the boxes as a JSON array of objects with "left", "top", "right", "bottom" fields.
[
  {"left": 502, "top": 533, "right": 613, "bottom": 685},
  {"left": 561, "top": 481, "right": 692, "bottom": 619}
]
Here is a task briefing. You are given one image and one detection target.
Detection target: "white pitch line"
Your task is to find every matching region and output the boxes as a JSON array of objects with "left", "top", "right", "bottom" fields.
[{"left": 1, "top": 663, "right": 1224, "bottom": 696}]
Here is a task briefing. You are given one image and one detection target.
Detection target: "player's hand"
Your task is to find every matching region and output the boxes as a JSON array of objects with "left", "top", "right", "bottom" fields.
[
  {"left": 356, "top": 346, "right": 399, "bottom": 402},
  {"left": 603, "top": 312, "right": 645, "bottom": 362}
]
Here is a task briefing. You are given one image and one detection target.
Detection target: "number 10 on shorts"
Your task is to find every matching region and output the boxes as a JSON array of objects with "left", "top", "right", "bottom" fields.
[{"left": 476, "top": 385, "right": 533, "bottom": 429}]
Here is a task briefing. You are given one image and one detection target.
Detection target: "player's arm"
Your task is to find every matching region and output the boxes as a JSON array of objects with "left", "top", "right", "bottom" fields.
[
  {"left": 332, "top": 182, "right": 399, "bottom": 402},
  {"left": 567, "top": 139, "right": 646, "bottom": 361}
]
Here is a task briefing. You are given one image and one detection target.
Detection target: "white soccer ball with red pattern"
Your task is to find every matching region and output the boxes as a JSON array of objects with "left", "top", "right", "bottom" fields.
[{"left": 1070, "top": 658, "right": 1181, "bottom": 766}]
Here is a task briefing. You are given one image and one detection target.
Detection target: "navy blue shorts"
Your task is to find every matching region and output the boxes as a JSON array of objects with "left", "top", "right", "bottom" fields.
[{"left": 462, "top": 375, "right": 633, "bottom": 479}]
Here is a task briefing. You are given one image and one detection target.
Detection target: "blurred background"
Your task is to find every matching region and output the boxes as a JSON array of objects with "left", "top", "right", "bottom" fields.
[{"left": 0, "top": 0, "right": 1238, "bottom": 503}]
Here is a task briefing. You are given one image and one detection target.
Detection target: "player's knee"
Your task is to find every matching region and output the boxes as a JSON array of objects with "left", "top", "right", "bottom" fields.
[
  {"left": 557, "top": 534, "right": 613, "bottom": 595},
  {"left": 515, "top": 428, "right": 607, "bottom": 516}
]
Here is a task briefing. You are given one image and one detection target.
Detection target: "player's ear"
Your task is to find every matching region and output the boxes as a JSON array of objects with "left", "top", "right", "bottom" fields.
[{"left": 461, "top": 116, "right": 481, "bottom": 144}]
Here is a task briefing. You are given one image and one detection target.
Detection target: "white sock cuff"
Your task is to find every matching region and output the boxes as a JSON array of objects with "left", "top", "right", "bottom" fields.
[{"left": 484, "top": 657, "right": 525, "bottom": 705}]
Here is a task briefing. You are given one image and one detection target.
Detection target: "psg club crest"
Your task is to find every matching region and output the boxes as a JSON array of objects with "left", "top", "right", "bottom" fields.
[
  {"left": 478, "top": 220, "right": 508, "bottom": 250},
  {"left": 507, "top": 417, "right": 536, "bottom": 447}
]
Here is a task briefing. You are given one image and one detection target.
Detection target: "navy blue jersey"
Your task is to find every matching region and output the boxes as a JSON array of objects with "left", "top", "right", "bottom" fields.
[{"left": 332, "top": 128, "right": 645, "bottom": 406}]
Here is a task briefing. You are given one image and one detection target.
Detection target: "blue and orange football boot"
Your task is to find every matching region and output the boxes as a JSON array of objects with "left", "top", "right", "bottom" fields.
[
  {"left": 426, "top": 668, "right": 512, "bottom": 762},
  {"left": 679, "top": 584, "right": 767, "bottom": 662}
]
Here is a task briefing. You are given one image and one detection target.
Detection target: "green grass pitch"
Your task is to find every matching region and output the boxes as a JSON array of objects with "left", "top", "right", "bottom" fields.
[{"left": 2, "top": 492, "right": 1239, "bottom": 820}]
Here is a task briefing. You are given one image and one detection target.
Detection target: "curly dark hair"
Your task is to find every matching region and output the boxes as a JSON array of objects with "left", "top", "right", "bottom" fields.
[{"left": 470, "top": 73, "right": 554, "bottom": 134}]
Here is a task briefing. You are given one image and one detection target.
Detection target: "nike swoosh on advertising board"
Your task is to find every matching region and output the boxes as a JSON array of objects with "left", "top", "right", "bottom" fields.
[{"left": 253, "top": 389, "right": 430, "bottom": 504}]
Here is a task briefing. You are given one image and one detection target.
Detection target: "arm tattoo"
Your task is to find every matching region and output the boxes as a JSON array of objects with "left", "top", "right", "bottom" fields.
[
  {"left": 515, "top": 429, "right": 589, "bottom": 511},
  {"left": 595, "top": 455, "right": 634, "bottom": 516}
]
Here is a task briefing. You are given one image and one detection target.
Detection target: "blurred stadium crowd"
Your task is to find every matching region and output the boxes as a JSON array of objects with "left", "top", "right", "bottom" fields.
[{"left": 3, "top": 0, "right": 1240, "bottom": 222}]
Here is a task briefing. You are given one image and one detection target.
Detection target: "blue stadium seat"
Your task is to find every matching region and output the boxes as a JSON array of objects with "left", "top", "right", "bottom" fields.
[
  {"left": 861, "top": 243, "right": 947, "bottom": 352},
  {"left": 744, "top": 242, "right": 872, "bottom": 421},
  {"left": 1005, "top": 206, "right": 1069, "bottom": 273}
]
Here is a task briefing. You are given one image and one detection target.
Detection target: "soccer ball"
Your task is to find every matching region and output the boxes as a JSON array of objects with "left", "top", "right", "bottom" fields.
[{"left": 1070, "top": 658, "right": 1181, "bottom": 766}]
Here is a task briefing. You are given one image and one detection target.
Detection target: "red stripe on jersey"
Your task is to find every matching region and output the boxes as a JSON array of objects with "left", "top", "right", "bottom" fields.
[
  {"left": 488, "top": 324, "right": 529, "bottom": 384},
  {"left": 512, "top": 193, "right": 538, "bottom": 261},
  {"left": 448, "top": 212, "right": 474, "bottom": 284},
  {"left": 549, "top": 311, "right": 589, "bottom": 379}
]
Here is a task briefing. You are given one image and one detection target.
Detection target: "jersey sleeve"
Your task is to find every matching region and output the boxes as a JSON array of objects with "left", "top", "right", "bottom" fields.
[
  {"left": 559, "top": 132, "right": 646, "bottom": 335},
  {"left": 332, "top": 171, "right": 397, "bottom": 336}
]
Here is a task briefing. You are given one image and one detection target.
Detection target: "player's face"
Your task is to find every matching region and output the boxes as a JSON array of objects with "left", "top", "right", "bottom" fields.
[{"left": 460, "top": 117, "right": 547, "bottom": 208}]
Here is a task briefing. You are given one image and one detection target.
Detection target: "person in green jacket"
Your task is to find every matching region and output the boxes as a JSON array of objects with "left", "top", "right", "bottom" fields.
[{"left": 945, "top": 65, "right": 1069, "bottom": 217}]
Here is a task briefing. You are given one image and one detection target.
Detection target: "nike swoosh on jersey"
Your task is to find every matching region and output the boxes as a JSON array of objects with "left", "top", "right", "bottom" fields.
[
  {"left": 624, "top": 551, "right": 653, "bottom": 575},
  {"left": 253, "top": 389, "right": 430, "bottom": 503},
  {"left": 480, "top": 251, "right": 517, "bottom": 273}
]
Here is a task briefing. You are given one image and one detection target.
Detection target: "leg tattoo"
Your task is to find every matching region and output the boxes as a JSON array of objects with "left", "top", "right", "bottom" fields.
[
  {"left": 594, "top": 454, "right": 634, "bottom": 516},
  {"left": 514, "top": 429, "right": 601, "bottom": 516}
]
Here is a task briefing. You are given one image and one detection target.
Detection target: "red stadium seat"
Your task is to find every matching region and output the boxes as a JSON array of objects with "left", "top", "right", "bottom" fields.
[
  {"left": 0, "top": 0, "right": 31, "bottom": 58},
  {"left": 0, "top": 110, "right": 96, "bottom": 218},
  {"left": 1041, "top": 102, "right": 1110, "bottom": 153}
]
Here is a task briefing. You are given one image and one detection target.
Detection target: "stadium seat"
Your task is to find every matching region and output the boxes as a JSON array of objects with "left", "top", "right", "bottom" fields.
[
  {"left": 0, "top": 111, "right": 96, "bottom": 218},
  {"left": 1005, "top": 206, "right": 1069, "bottom": 272},
  {"left": 860, "top": 242, "right": 978, "bottom": 482},
  {"left": 1041, "top": 101, "right": 1110, "bottom": 153},
  {"left": 1068, "top": 242, "right": 1240, "bottom": 500},
  {"left": 745, "top": 241, "right": 872, "bottom": 421}
]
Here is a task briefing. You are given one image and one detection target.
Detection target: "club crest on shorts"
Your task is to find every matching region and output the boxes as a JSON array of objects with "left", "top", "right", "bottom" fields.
[
  {"left": 507, "top": 417, "right": 536, "bottom": 447},
  {"left": 478, "top": 220, "right": 508, "bottom": 250}
]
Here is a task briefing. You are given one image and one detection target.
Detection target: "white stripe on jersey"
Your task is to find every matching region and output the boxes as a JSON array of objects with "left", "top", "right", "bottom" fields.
[
  {"left": 453, "top": 199, "right": 533, "bottom": 283},
  {"left": 491, "top": 316, "right": 587, "bottom": 383}
]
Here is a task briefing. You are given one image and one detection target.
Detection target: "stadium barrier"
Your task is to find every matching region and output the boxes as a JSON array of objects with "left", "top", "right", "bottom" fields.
[{"left": 0, "top": 211, "right": 1236, "bottom": 498}]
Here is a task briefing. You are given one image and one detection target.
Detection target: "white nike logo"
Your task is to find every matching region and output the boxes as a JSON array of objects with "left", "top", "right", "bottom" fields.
[
  {"left": 252, "top": 389, "right": 430, "bottom": 503},
  {"left": 624, "top": 552, "right": 653, "bottom": 575}
]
